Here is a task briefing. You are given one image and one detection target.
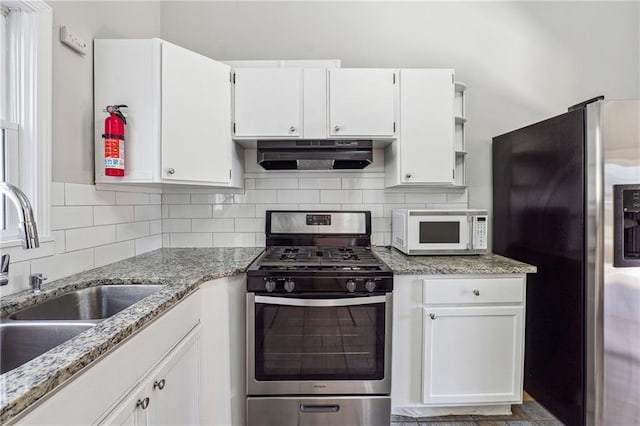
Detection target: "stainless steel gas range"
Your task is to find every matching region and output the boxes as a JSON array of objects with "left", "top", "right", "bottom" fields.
[{"left": 246, "top": 211, "right": 393, "bottom": 426}]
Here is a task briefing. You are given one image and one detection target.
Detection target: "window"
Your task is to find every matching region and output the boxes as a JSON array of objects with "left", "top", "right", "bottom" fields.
[{"left": 0, "top": 0, "right": 52, "bottom": 245}]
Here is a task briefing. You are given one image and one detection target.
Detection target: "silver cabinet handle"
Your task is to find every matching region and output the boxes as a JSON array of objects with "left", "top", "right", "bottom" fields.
[
  {"left": 154, "top": 379, "right": 166, "bottom": 390},
  {"left": 429, "top": 313, "right": 436, "bottom": 320},
  {"left": 333, "top": 125, "right": 341, "bottom": 132},
  {"left": 405, "top": 173, "right": 412, "bottom": 179},
  {"left": 136, "top": 397, "right": 150, "bottom": 410},
  {"left": 473, "top": 290, "right": 480, "bottom": 296},
  {"left": 289, "top": 126, "right": 296, "bottom": 133},
  {"left": 167, "top": 168, "right": 175, "bottom": 175}
]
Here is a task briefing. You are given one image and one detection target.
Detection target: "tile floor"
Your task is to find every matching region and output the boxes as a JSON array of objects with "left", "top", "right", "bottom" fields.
[{"left": 390, "top": 401, "right": 564, "bottom": 426}]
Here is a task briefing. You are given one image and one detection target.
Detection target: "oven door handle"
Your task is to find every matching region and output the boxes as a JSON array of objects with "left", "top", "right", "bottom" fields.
[{"left": 254, "top": 295, "right": 387, "bottom": 307}]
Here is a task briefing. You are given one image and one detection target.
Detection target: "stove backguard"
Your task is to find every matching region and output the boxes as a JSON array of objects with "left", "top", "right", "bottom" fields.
[{"left": 265, "top": 211, "right": 372, "bottom": 247}]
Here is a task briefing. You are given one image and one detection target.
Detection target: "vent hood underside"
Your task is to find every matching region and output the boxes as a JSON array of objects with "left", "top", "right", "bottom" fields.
[{"left": 257, "top": 140, "right": 373, "bottom": 170}]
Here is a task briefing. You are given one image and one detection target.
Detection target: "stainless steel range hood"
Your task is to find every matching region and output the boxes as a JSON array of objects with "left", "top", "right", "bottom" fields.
[{"left": 257, "top": 140, "right": 373, "bottom": 170}]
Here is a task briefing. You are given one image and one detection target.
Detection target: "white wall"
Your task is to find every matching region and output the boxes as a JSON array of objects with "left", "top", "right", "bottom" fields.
[
  {"left": 160, "top": 1, "right": 640, "bottom": 214},
  {"left": 51, "top": 1, "right": 161, "bottom": 184}
]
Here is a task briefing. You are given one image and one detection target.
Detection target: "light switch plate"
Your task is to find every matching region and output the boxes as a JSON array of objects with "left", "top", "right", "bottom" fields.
[{"left": 60, "top": 25, "right": 88, "bottom": 56}]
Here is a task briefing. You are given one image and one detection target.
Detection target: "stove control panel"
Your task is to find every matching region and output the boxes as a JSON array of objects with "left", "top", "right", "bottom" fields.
[{"left": 255, "top": 275, "right": 393, "bottom": 293}]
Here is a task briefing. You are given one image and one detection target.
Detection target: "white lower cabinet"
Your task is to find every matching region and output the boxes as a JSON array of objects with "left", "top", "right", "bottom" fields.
[
  {"left": 100, "top": 326, "right": 202, "bottom": 425},
  {"left": 392, "top": 274, "right": 527, "bottom": 416},
  {"left": 422, "top": 305, "right": 523, "bottom": 405}
]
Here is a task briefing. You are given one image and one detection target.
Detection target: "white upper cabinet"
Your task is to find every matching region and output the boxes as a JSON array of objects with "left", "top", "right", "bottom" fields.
[
  {"left": 385, "top": 69, "right": 455, "bottom": 188},
  {"left": 328, "top": 69, "right": 397, "bottom": 138},
  {"left": 233, "top": 68, "right": 303, "bottom": 138},
  {"left": 94, "top": 39, "right": 243, "bottom": 188},
  {"left": 161, "top": 41, "right": 233, "bottom": 184}
]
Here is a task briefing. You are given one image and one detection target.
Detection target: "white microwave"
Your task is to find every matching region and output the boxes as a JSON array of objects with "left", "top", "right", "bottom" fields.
[{"left": 392, "top": 209, "right": 488, "bottom": 255}]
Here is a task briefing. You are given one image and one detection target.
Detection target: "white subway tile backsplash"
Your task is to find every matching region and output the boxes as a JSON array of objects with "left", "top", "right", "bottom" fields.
[
  {"left": 235, "top": 218, "right": 264, "bottom": 233},
  {"left": 169, "top": 204, "right": 211, "bottom": 219},
  {"left": 256, "top": 233, "right": 266, "bottom": 247},
  {"left": 135, "top": 205, "right": 162, "bottom": 221},
  {"left": 149, "top": 194, "right": 162, "bottom": 205},
  {"left": 446, "top": 190, "right": 469, "bottom": 203},
  {"left": 277, "top": 190, "right": 320, "bottom": 204},
  {"left": 244, "top": 178, "right": 256, "bottom": 190},
  {"left": 342, "top": 204, "right": 384, "bottom": 217},
  {"left": 362, "top": 190, "right": 405, "bottom": 204},
  {"left": 149, "top": 219, "right": 162, "bottom": 235},
  {"left": 51, "top": 182, "right": 65, "bottom": 206},
  {"left": 162, "top": 193, "right": 191, "bottom": 204},
  {"left": 116, "top": 192, "right": 150, "bottom": 205},
  {"left": 298, "top": 178, "right": 341, "bottom": 189},
  {"left": 0, "top": 260, "right": 30, "bottom": 297},
  {"left": 65, "top": 183, "right": 115, "bottom": 205},
  {"left": 191, "top": 193, "right": 234, "bottom": 204},
  {"left": 404, "top": 193, "right": 447, "bottom": 203},
  {"left": 170, "top": 232, "right": 213, "bottom": 247},
  {"left": 66, "top": 225, "right": 116, "bottom": 252},
  {"left": 93, "top": 206, "right": 134, "bottom": 226},
  {"left": 298, "top": 204, "right": 341, "bottom": 211},
  {"left": 116, "top": 221, "right": 150, "bottom": 241},
  {"left": 30, "top": 248, "right": 95, "bottom": 282},
  {"left": 52, "top": 230, "right": 66, "bottom": 254},
  {"left": 341, "top": 178, "right": 384, "bottom": 190},
  {"left": 52, "top": 206, "right": 93, "bottom": 230},
  {"left": 234, "top": 190, "right": 277, "bottom": 204},
  {"left": 213, "top": 232, "right": 255, "bottom": 247},
  {"left": 135, "top": 234, "right": 162, "bottom": 255},
  {"left": 255, "top": 204, "right": 297, "bottom": 218},
  {"left": 161, "top": 219, "right": 191, "bottom": 233},
  {"left": 320, "top": 190, "right": 363, "bottom": 204},
  {"left": 255, "top": 178, "right": 298, "bottom": 189},
  {"left": 94, "top": 241, "right": 136, "bottom": 268},
  {"left": 383, "top": 204, "right": 426, "bottom": 217},
  {"left": 372, "top": 218, "right": 392, "bottom": 233},
  {"left": 212, "top": 204, "right": 255, "bottom": 218},
  {"left": 192, "top": 218, "right": 234, "bottom": 233}
]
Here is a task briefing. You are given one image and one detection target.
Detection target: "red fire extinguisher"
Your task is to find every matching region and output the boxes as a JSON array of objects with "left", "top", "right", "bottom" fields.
[{"left": 102, "top": 105, "right": 128, "bottom": 177}]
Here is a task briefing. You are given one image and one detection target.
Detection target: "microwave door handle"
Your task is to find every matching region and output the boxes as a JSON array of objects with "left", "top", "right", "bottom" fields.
[
  {"left": 468, "top": 215, "right": 473, "bottom": 250},
  {"left": 254, "top": 295, "right": 387, "bottom": 307}
]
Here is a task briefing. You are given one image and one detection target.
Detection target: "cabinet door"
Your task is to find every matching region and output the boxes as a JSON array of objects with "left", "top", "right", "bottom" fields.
[
  {"left": 233, "top": 68, "right": 302, "bottom": 138},
  {"left": 99, "top": 383, "right": 149, "bottom": 426},
  {"left": 161, "top": 41, "right": 232, "bottom": 184},
  {"left": 399, "top": 69, "right": 454, "bottom": 184},
  {"left": 149, "top": 326, "right": 202, "bottom": 425},
  {"left": 328, "top": 69, "right": 396, "bottom": 137},
  {"left": 422, "top": 306, "right": 523, "bottom": 405}
]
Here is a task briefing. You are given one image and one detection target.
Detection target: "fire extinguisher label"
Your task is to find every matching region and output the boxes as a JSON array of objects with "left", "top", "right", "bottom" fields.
[{"left": 104, "top": 138, "right": 125, "bottom": 170}]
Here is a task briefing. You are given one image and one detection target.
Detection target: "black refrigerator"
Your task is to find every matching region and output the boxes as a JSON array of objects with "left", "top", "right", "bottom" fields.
[{"left": 492, "top": 99, "right": 640, "bottom": 426}]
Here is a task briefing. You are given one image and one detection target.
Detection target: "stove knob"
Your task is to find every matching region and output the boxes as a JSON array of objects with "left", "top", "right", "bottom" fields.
[
  {"left": 284, "top": 279, "right": 295, "bottom": 293},
  {"left": 346, "top": 280, "right": 356, "bottom": 293},
  {"left": 365, "top": 280, "right": 376, "bottom": 293},
  {"left": 265, "top": 279, "right": 276, "bottom": 293}
]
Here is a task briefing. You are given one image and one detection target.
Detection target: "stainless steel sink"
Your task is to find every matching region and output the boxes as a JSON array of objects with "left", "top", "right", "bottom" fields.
[
  {"left": 0, "top": 321, "right": 95, "bottom": 374},
  {"left": 9, "top": 284, "right": 162, "bottom": 321}
]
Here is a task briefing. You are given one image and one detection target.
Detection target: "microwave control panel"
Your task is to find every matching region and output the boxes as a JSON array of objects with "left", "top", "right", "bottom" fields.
[{"left": 474, "top": 216, "right": 488, "bottom": 249}]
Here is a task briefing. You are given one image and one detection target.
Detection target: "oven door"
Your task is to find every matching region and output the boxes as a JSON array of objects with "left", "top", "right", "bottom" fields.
[
  {"left": 407, "top": 214, "right": 470, "bottom": 253},
  {"left": 247, "top": 293, "right": 392, "bottom": 395}
]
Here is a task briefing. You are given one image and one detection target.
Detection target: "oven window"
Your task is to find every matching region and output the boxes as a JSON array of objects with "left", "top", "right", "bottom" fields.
[
  {"left": 419, "top": 221, "right": 460, "bottom": 244},
  {"left": 254, "top": 302, "right": 385, "bottom": 381}
]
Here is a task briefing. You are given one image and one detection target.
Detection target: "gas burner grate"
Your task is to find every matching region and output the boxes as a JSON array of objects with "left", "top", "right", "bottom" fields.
[{"left": 258, "top": 246, "right": 384, "bottom": 268}]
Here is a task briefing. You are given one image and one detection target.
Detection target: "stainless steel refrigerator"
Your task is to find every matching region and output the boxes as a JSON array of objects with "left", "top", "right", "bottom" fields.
[{"left": 492, "top": 99, "right": 639, "bottom": 426}]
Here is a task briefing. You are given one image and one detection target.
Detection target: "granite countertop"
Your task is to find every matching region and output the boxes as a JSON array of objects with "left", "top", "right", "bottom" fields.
[
  {"left": 373, "top": 247, "right": 537, "bottom": 275},
  {"left": 0, "top": 247, "right": 263, "bottom": 424},
  {"left": 0, "top": 246, "right": 535, "bottom": 423}
]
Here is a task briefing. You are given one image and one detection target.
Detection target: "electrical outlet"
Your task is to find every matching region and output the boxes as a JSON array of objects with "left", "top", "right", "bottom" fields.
[{"left": 60, "top": 25, "right": 88, "bottom": 56}]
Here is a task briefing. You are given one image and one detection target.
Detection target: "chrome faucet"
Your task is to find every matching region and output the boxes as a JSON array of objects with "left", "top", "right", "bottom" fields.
[
  {"left": 0, "top": 182, "right": 40, "bottom": 287},
  {"left": 0, "top": 182, "right": 39, "bottom": 249}
]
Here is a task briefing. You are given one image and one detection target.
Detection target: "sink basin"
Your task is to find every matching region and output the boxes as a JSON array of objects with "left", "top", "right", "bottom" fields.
[
  {"left": 10, "top": 285, "right": 163, "bottom": 321},
  {"left": 0, "top": 322, "right": 95, "bottom": 374}
]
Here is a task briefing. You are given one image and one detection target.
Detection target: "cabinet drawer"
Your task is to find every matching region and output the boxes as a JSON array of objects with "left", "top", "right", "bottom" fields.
[{"left": 423, "top": 277, "right": 524, "bottom": 305}]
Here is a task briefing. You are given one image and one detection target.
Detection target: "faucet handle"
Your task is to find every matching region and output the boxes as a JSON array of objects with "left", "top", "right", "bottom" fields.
[
  {"left": 30, "top": 273, "right": 47, "bottom": 294},
  {"left": 0, "top": 254, "right": 9, "bottom": 286}
]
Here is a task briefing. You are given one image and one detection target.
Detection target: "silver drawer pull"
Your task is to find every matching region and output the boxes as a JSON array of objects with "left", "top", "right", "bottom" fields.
[
  {"left": 429, "top": 313, "right": 436, "bottom": 320},
  {"left": 299, "top": 404, "right": 340, "bottom": 413},
  {"left": 154, "top": 379, "right": 166, "bottom": 390},
  {"left": 473, "top": 289, "right": 480, "bottom": 296},
  {"left": 136, "top": 397, "right": 150, "bottom": 410}
]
